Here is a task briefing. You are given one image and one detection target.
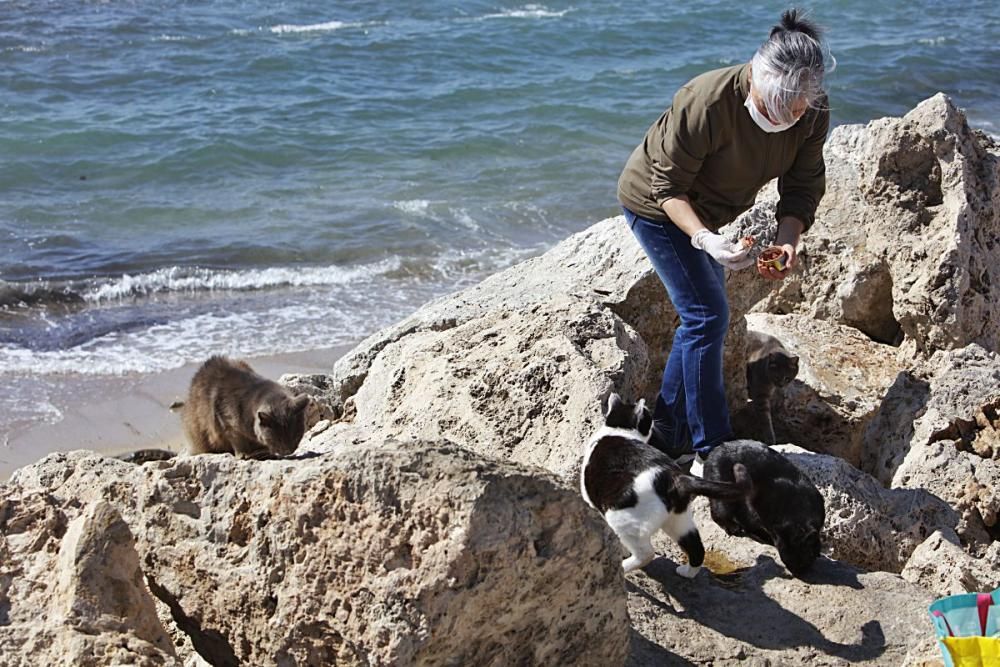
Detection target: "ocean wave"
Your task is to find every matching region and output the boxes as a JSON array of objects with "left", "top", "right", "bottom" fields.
[
  {"left": 83, "top": 261, "right": 400, "bottom": 302},
  {"left": 0, "top": 281, "right": 85, "bottom": 309},
  {"left": 0, "top": 260, "right": 400, "bottom": 310},
  {"left": 0, "top": 300, "right": 367, "bottom": 376},
  {"left": 393, "top": 199, "right": 432, "bottom": 215},
  {"left": 270, "top": 20, "right": 350, "bottom": 34},
  {"left": 478, "top": 5, "right": 571, "bottom": 20}
]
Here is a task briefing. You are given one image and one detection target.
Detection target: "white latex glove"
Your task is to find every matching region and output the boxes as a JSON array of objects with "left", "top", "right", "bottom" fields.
[{"left": 690, "top": 229, "right": 754, "bottom": 270}]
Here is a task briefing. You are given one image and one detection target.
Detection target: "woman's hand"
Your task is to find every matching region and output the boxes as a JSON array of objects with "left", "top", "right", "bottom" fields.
[
  {"left": 691, "top": 230, "right": 754, "bottom": 270},
  {"left": 759, "top": 216, "right": 804, "bottom": 280},
  {"left": 758, "top": 243, "right": 796, "bottom": 280}
]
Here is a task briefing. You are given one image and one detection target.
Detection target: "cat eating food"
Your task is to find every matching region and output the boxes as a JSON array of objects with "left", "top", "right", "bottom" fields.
[
  {"left": 581, "top": 393, "right": 750, "bottom": 576},
  {"left": 182, "top": 355, "right": 310, "bottom": 459},
  {"left": 702, "top": 440, "right": 825, "bottom": 577}
]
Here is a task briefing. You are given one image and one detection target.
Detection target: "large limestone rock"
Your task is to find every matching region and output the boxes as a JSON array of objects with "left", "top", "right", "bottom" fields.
[
  {"left": 309, "top": 297, "right": 647, "bottom": 480},
  {"left": 7, "top": 443, "right": 629, "bottom": 666},
  {"left": 862, "top": 344, "right": 1000, "bottom": 547},
  {"left": 759, "top": 94, "right": 1000, "bottom": 354},
  {"left": 742, "top": 313, "right": 908, "bottom": 466},
  {"left": 0, "top": 495, "right": 179, "bottom": 666}
]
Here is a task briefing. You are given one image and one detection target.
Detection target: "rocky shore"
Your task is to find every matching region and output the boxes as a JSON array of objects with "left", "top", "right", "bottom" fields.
[{"left": 1, "top": 93, "right": 998, "bottom": 666}]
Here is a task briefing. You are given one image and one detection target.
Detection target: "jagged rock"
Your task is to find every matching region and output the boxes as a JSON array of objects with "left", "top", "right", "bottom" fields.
[
  {"left": 901, "top": 529, "right": 1000, "bottom": 597},
  {"left": 862, "top": 344, "right": 1000, "bottom": 546},
  {"left": 308, "top": 296, "right": 647, "bottom": 480},
  {"left": 322, "top": 217, "right": 659, "bottom": 419},
  {"left": 7, "top": 443, "right": 629, "bottom": 666},
  {"left": 279, "top": 373, "right": 341, "bottom": 427},
  {"left": 0, "top": 496, "right": 179, "bottom": 666},
  {"left": 742, "top": 313, "right": 908, "bottom": 466},
  {"left": 759, "top": 94, "right": 1000, "bottom": 354}
]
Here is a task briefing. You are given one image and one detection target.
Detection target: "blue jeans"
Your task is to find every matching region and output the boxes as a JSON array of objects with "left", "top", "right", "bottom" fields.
[{"left": 623, "top": 207, "right": 733, "bottom": 455}]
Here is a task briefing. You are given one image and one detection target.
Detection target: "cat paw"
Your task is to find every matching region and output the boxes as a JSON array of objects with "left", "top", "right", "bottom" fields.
[{"left": 675, "top": 564, "right": 702, "bottom": 579}]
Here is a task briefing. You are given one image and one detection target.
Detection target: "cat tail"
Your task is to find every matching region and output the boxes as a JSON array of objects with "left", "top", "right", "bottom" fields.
[{"left": 678, "top": 463, "right": 752, "bottom": 501}]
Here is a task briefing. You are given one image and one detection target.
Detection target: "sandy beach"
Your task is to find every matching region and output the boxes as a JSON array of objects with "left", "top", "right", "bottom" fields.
[{"left": 0, "top": 344, "right": 354, "bottom": 480}]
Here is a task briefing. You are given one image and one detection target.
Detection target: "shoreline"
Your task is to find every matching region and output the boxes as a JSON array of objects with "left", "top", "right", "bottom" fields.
[{"left": 0, "top": 344, "right": 354, "bottom": 481}]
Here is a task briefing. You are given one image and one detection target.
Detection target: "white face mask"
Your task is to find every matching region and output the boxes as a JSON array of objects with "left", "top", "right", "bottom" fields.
[{"left": 744, "top": 94, "right": 798, "bottom": 133}]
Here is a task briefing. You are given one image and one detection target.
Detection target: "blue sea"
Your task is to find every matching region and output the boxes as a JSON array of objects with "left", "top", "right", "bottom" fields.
[{"left": 2, "top": 1, "right": 999, "bottom": 438}]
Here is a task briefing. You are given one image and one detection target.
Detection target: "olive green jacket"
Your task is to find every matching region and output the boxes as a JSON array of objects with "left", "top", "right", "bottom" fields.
[{"left": 617, "top": 63, "right": 828, "bottom": 231}]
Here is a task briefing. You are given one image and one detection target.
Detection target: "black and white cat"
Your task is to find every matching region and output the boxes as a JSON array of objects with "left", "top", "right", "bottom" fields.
[
  {"left": 702, "top": 440, "right": 825, "bottom": 577},
  {"left": 581, "top": 394, "right": 750, "bottom": 575}
]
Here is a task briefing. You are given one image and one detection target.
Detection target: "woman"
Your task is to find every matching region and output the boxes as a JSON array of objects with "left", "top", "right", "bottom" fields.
[{"left": 617, "top": 9, "right": 831, "bottom": 474}]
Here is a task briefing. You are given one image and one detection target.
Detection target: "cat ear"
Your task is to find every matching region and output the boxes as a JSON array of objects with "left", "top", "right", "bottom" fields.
[
  {"left": 605, "top": 392, "right": 622, "bottom": 417},
  {"left": 635, "top": 400, "right": 653, "bottom": 438},
  {"left": 257, "top": 410, "right": 274, "bottom": 428},
  {"left": 291, "top": 394, "right": 310, "bottom": 412}
]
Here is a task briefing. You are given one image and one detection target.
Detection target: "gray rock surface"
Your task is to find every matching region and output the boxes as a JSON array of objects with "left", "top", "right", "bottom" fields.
[
  {"left": 860, "top": 345, "right": 1000, "bottom": 548},
  {"left": 779, "top": 446, "right": 959, "bottom": 573}
]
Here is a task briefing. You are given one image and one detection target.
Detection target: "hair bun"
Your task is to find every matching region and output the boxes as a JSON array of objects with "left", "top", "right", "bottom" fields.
[{"left": 771, "top": 8, "right": 822, "bottom": 41}]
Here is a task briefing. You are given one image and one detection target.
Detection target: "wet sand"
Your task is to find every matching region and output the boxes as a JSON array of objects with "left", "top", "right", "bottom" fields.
[{"left": 0, "top": 345, "right": 353, "bottom": 481}]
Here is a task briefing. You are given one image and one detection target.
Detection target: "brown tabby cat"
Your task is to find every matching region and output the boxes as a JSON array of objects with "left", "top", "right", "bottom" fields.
[{"left": 182, "top": 355, "right": 309, "bottom": 458}]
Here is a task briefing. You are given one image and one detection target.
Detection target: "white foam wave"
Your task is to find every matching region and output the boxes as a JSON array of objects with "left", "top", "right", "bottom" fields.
[
  {"left": 479, "top": 5, "right": 570, "bottom": 20},
  {"left": 270, "top": 20, "right": 355, "bottom": 34},
  {"left": 393, "top": 199, "right": 432, "bottom": 215},
  {"left": 83, "top": 260, "right": 399, "bottom": 302},
  {"left": 917, "top": 36, "right": 947, "bottom": 46},
  {"left": 0, "top": 302, "right": 367, "bottom": 376}
]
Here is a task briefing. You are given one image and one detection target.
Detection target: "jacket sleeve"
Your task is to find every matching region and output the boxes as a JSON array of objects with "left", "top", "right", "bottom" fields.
[
  {"left": 649, "top": 85, "right": 716, "bottom": 206},
  {"left": 776, "top": 104, "right": 829, "bottom": 231}
]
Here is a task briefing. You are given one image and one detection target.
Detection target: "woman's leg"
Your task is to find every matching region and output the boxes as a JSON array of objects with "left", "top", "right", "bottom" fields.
[{"left": 624, "top": 208, "right": 733, "bottom": 456}]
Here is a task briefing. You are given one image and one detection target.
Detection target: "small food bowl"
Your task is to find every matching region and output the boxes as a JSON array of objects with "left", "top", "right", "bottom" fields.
[{"left": 757, "top": 246, "right": 788, "bottom": 272}]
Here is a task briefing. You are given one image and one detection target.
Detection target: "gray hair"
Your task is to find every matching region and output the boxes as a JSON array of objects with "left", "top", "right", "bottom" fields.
[{"left": 751, "top": 9, "right": 834, "bottom": 125}]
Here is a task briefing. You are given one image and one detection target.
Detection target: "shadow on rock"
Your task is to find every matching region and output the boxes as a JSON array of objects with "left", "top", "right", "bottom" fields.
[
  {"left": 626, "top": 629, "right": 698, "bottom": 667},
  {"left": 795, "top": 555, "right": 864, "bottom": 589},
  {"left": 641, "top": 555, "right": 886, "bottom": 662}
]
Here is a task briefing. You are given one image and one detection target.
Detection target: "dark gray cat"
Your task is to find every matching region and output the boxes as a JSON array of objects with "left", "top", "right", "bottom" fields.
[
  {"left": 703, "top": 440, "right": 825, "bottom": 577},
  {"left": 745, "top": 330, "right": 799, "bottom": 445}
]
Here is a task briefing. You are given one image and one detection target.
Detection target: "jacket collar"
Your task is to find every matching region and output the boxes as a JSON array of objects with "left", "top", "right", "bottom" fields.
[{"left": 737, "top": 62, "right": 751, "bottom": 100}]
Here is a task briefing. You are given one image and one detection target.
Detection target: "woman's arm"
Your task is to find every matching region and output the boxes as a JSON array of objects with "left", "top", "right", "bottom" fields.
[{"left": 661, "top": 195, "right": 709, "bottom": 237}]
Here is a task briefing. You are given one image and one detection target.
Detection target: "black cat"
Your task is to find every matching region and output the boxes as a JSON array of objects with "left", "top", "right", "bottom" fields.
[{"left": 702, "top": 440, "right": 825, "bottom": 577}]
